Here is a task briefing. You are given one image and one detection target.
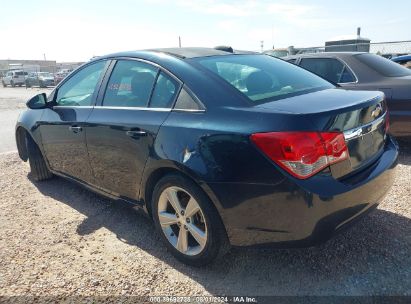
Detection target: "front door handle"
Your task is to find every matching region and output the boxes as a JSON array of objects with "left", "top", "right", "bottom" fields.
[
  {"left": 69, "top": 126, "right": 83, "bottom": 133},
  {"left": 126, "top": 130, "right": 147, "bottom": 138}
]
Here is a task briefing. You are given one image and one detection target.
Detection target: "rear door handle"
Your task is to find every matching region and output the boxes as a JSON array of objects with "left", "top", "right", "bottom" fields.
[
  {"left": 69, "top": 126, "right": 82, "bottom": 133},
  {"left": 126, "top": 130, "right": 147, "bottom": 138}
]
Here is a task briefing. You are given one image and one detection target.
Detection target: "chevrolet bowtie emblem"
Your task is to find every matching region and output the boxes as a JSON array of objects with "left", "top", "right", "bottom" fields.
[{"left": 371, "top": 104, "right": 382, "bottom": 118}]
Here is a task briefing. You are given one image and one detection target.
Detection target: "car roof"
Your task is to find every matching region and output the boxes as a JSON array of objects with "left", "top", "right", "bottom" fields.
[
  {"left": 98, "top": 47, "right": 257, "bottom": 60},
  {"left": 392, "top": 54, "right": 411, "bottom": 62},
  {"left": 283, "top": 52, "right": 366, "bottom": 60}
]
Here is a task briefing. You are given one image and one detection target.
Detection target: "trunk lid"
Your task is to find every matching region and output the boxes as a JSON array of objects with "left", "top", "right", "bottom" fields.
[{"left": 255, "top": 88, "right": 388, "bottom": 177}]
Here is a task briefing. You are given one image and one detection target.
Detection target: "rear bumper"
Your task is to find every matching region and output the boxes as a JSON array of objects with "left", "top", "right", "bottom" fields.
[{"left": 208, "top": 136, "right": 398, "bottom": 247}]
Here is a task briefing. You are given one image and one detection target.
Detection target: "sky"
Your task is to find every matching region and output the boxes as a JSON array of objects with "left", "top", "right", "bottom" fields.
[{"left": 0, "top": 0, "right": 409, "bottom": 62}]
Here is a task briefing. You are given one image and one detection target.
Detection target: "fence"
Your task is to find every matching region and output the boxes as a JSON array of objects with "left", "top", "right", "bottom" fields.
[{"left": 283, "top": 40, "right": 411, "bottom": 58}]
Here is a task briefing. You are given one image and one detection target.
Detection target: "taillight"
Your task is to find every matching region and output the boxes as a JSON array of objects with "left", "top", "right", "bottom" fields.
[
  {"left": 13, "top": 75, "right": 19, "bottom": 78},
  {"left": 250, "top": 131, "right": 349, "bottom": 179}
]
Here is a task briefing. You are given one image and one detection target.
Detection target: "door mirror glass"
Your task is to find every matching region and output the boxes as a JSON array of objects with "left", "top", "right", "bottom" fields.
[{"left": 26, "top": 93, "right": 47, "bottom": 109}]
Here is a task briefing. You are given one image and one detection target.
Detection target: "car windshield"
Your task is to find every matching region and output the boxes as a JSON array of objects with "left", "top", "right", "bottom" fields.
[
  {"left": 195, "top": 55, "right": 333, "bottom": 104},
  {"left": 356, "top": 53, "right": 411, "bottom": 77}
]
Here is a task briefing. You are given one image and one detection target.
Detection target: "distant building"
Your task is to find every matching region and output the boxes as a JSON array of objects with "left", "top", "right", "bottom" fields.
[
  {"left": 0, "top": 59, "right": 57, "bottom": 73},
  {"left": 56, "top": 62, "right": 84, "bottom": 72},
  {"left": 325, "top": 27, "right": 371, "bottom": 52}
]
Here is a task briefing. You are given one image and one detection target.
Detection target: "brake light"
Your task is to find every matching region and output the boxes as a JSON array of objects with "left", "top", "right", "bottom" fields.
[{"left": 250, "top": 131, "right": 349, "bottom": 179}]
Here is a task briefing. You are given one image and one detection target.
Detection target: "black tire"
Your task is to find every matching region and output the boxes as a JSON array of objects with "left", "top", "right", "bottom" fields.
[
  {"left": 26, "top": 133, "right": 53, "bottom": 181},
  {"left": 11, "top": 80, "right": 15, "bottom": 87},
  {"left": 2, "top": 81, "right": 6, "bottom": 87},
  {"left": 152, "top": 174, "right": 230, "bottom": 266}
]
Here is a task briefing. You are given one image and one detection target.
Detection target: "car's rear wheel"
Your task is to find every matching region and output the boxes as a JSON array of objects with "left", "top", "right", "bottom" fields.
[
  {"left": 26, "top": 133, "right": 53, "bottom": 181},
  {"left": 10, "top": 80, "right": 15, "bottom": 87},
  {"left": 152, "top": 174, "right": 229, "bottom": 266},
  {"left": 2, "top": 81, "right": 6, "bottom": 87}
]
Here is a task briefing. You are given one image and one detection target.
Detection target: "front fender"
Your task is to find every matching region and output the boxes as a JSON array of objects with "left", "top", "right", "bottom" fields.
[{"left": 15, "top": 109, "right": 45, "bottom": 160}]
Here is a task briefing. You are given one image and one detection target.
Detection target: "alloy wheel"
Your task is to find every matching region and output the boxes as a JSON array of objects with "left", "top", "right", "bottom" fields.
[{"left": 157, "top": 186, "right": 208, "bottom": 256}]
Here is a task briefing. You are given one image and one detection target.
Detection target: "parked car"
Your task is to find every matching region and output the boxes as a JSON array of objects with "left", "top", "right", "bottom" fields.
[
  {"left": 54, "top": 72, "right": 69, "bottom": 85},
  {"left": 25, "top": 72, "right": 55, "bottom": 88},
  {"left": 392, "top": 55, "right": 411, "bottom": 69},
  {"left": 16, "top": 48, "right": 397, "bottom": 265},
  {"left": 281, "top": 52, "right": 411, "bottom": 137},
  {"left": 2, "top": 70, "right": 27, "bottom": 87}
]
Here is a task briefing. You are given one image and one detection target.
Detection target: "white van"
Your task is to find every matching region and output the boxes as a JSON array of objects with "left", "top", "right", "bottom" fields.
[{"left": 2, "top": 70, "right": 28, "bottom": 87}]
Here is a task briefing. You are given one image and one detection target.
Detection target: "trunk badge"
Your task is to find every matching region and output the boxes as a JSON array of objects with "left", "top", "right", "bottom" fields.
[{"left": 371, "top": 104, "right": 382, "bottom": 119}]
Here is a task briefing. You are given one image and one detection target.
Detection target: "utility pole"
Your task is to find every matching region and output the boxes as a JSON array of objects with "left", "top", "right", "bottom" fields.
[
  {"left": 260, "top": 40, "right": 264, "bottom": 53},
  {"left": 43, "top": 53, "right": 46, "bottom": 61},
  {"left": 179, "top": 36, "right": 181, "bottom": 48}
]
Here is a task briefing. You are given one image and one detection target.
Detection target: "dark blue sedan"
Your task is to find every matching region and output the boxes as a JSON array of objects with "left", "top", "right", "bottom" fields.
[
  {"left": 392, "top": 54, "right": 411, "bottom": 68},
  {"left": 15, "top": 48, "right": 398, "bottom": 265}
]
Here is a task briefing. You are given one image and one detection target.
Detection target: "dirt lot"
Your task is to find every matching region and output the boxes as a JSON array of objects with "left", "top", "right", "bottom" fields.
[{"left": 0, "top": 87, "right": 410, "bottom": 298}]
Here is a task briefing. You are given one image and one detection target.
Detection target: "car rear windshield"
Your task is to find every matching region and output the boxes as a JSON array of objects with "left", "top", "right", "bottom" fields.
[
  {"left": 356, "top": 53, "right": 411, "bottom": 77},
  {"left": 195, "top": 55, "right": 333, "bottom": 104}
]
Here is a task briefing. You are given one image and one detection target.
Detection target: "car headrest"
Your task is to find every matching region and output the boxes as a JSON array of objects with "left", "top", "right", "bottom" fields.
[{"left": 246, "top": 71, "right": 273, "bottom": 95}]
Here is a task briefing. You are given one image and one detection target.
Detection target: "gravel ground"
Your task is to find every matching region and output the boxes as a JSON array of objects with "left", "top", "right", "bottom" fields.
[{"left": 0, "top": 140, "right": 410, "bottom": 298}]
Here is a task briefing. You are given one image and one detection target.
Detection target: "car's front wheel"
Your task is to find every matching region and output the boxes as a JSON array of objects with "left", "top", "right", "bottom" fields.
[
  {"left": 152, "top": 174, "right": 229, "bottom": 266},
  {"left": 2, "top": 81, "right": 6, "bottom": 87},
  {"left": 26, "top": 133, "right": 53, "bottom": 181}
]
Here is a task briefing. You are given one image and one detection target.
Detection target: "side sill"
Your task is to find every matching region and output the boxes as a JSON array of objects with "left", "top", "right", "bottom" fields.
[{"left": 50, "top": 170, "right": 146, "bottom": 210}]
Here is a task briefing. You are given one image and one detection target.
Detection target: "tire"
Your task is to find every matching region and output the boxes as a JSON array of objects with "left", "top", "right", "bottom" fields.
[
  {"left": 11, "top": 80, "right": 15, "bottom": 87},
  {"left": 152, "top": 174, "right": 230, "bottom": 266},
  {"left": 2, "top": 81, "right": 6, "bottom": 87},
  {"left": 26, "top": 133, "right": 53, "bottom": 181}
]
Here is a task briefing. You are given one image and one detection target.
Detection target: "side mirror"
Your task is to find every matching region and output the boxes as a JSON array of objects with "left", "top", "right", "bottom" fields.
[{"left": 26, "top": 93, "right": 48, "bottom": 109}]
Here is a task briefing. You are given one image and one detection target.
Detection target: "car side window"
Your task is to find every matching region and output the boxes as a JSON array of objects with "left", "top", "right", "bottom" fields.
[
  {"left": 149, "top": 71, "right": 180, "bottom": 108},
  {"left": 103, "top": 60, "right": 158, "bottom": 108},
  {"left": 56, "top": 61, "right": 106, "bottom": 106},
  {"left": 300, "top": 58, "right": 355, "bottom": 83},
  {"left": 174, "top": 86, "right": 204, "bottom": 111}
]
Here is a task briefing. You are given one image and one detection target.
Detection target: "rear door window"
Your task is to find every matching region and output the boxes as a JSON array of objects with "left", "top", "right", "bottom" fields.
[
  {"left": 300, "top": 58, "right": 355, "bottom": 83},
  {"left": 103, "top": 60, "right": 158, "bottom": 108},
  {"left": 149, "top": 71, "right": 180, "bottom": 108}
]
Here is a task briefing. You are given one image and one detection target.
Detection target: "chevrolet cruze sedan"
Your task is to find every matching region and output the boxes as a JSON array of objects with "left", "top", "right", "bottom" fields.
[{"left": 16, "top": 48, "right": 398, "bottom": 265}]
